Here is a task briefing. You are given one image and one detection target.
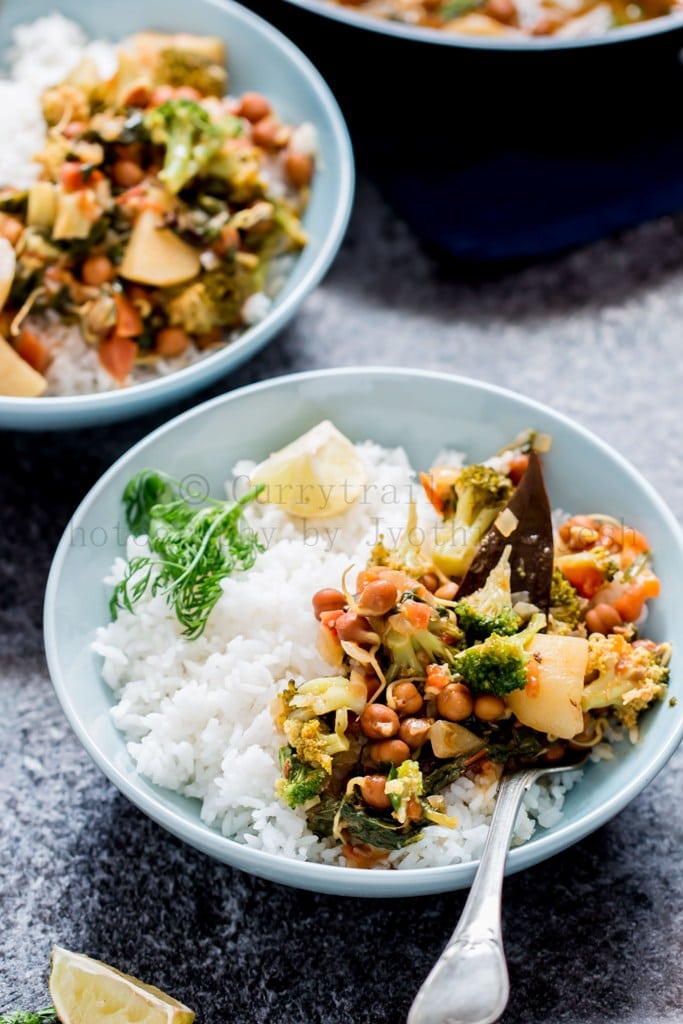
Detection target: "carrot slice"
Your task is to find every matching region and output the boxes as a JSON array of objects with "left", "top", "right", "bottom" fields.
[
  {"left": 99, "top": 335, "right": 138, "bottom": 383},
  {"left": 557, "top": 555, "right": 606, "bottom": 599},
  {"left": 16, "top": 327, "right": 51, "bottom": 374},
  {"left": 114, "top": 292, "right": 143, "bottom": 338},
  {"left": 400, "top": 600, "right": 432, "bottom": 630}
]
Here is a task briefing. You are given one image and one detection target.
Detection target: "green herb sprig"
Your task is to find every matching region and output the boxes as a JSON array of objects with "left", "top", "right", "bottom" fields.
[
  {"left": 0, "top": 1010, "right": 59, "bottom": 1024},
  {"left": 110, "top": 469, "right": 265, "bottom": 639}
]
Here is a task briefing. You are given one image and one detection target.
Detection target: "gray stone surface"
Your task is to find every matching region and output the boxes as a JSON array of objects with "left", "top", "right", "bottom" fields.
[{"left": 3, "top": 177, "right": 683, "bottom": 1023}]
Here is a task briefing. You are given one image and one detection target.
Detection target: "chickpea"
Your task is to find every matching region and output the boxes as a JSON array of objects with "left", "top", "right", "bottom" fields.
[
  {"left": 212, "top": 224, "right": 240, "bottom": 258},
  {"left": 389, "top": 681, "right": 423, "bottom": 717},
  {"left": 357, "top": 579, "right": 398, "bottom": 616},
  {"left": 155, "top": 327, "right": 190, "bottom": 358},
  {"left": 473, "top": 695, "right": 506, "bottom": 721},
  {"left": 436, "top": 683, "right": 474, "bottom": 722},
  {"left": 543, "top": 742, "right": 567, "bottom": 763},
  {"left": 360, "top": 704, "right": 400, "bottom": 740},
  {"left": 585, "top": 603, "right": 622, "bottom": 636},
  {"left": 360, "top": 774, "right": 391, "bottom": 810},
  {"left": 311, "top": 588, "right": 346, "bottom": 621},
  {"left": 80, "top": 254, "right": 114, "bottom": 287},
  {"left": 284, "top": 150, "right": 313, "bottom": 188},
  {"left": 369, "top": 739, "right": 411, "bottom": 766},
  {"left": 398, "top": 717, "right": 433, "bottom": 749},
  {"left": 111, "top": 160, "right": 145, "bottom": 188},
  {"left": 434, "top": 581, "right": 458, "bottom": 600},
  {"left": 558, "top": 515, "right": 599, "bottom": 550},
  {"left": 335, "top": 612, "right": 375, "bottom": 645},
  {"left": 484, "top": 0, "right": 516, "bottom": 22},
  {"left": 251, "top": 116, "right": 286, "bottom": 149},
  {"left": 420, "top": 572, "right": 440, "bottom": 593},
  {"left": 175, "top": 86, "right": 202, "bottom": 102},
  {"left": 238, "top": 91, "right": 272, "bottom": 123}
]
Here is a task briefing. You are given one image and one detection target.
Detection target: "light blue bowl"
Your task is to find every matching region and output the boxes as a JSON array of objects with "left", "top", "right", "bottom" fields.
[
  {"left": 44, "top": 367, "right": 683, "bottom": 896},
  {"left": 0, "top": 0, "right": 353, "bottom": 431}
]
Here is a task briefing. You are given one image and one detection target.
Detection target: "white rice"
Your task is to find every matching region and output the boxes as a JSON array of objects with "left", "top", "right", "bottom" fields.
[
  {"left": 0, "top": 16, "right": 308, "bottom": 396},
  {"left": 94, "top": 442, "right": 580, "bottom": 869}
]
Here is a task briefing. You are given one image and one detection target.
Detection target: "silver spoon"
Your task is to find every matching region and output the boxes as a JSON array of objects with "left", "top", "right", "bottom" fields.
[{"left": 407, "top": 757, "right": 587, "bottom": 1024}]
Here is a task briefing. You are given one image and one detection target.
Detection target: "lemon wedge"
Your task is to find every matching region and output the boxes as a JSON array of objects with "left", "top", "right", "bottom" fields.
[
  {"left": 48, "top": 946, "right": 195, "bottom": 1024},
  {"left": 250, "top": 420, "right": 367, "bottom": 518}
]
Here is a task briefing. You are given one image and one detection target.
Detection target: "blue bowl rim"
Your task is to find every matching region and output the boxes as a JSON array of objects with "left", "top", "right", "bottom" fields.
[
  {"left": 282, "top": 0, "right": 683, "bottom": 51},
  {"left": 0, "top": 0, "right": 355, "bottom": 425},
  {"left": 43, "top": 365, "right": 683, "bottom": 896}
]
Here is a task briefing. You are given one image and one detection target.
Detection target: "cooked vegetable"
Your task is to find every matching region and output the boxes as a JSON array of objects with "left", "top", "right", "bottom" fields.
[
  {"left": 506, "top": 633, "right": 588, "bottom": 738},
  {"left": 325, "top": 0, "right": 678, "bottom": 38},
  {"left": 110, "top": 469, "right": 264, "bottom": 637},
  {"left": 144, "top": 99, "right": 238, "bottom": 194},
  {"left": 0, "top": 334, "right": 47, "bottom": 396},
  {"left": 265, "top": 427, "right": 671, "bottom": 864},
  {"left": 119, "top": 204, "right": 201, "bottom": 287},
  {"left": 454, "top": 611, "right": 547, "bottom": 696},
  {"left": 455, "top": 545, "right": 521, "bottom": 641},
  {"left": 548, "top": 566, "right": 584, "bottom": 632},
  {"left": 431, "top": 464, "right": 513, "bottom": 578},
  {"left": 277, "top": 746, "right": 327, "bottom": 807},
  {"left": 581, "top": 633, "right": 670, "bottom": 730},
  {"left": 0, "top": 238, "right": 16, "bottom": 310},
  {"left": 1, "top": 30, "right": 315, "bottom": 393}
]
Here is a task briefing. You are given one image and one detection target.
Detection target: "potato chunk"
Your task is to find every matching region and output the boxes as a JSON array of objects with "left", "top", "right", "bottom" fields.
[
  {"left": 119, "top": 207, "right": 201, "bottom": 287},
  {"left": 0, "top": 336, "right": 47, "bottom": 397},
  {"left": 506, "top": 633, "right": 588, "bottom": 739}
]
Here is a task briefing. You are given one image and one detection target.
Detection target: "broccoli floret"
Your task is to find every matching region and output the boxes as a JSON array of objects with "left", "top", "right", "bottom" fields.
[
  {"left": 432, "top": 465, "right": 513, "bottom": 580},
  {"left": 384, "top": 607, "right": 463, "bottom": 681},
  {"left": 276, "top": 674, "right": 368, "bottom": 775},
  {"left": 144, "top": 99, "right": 235, "bottom": 193},
  {"left": 282, "top": 717, "right": 349, "bottom": 774},
  {"left": 368, "top": 501, "right": 434, "bottom": 580},
  {"left": 155, "top": 47, "right": 227, "bottom": 97},
  {"left": 581, "top": 633, "right": 670, "bottom": 730},
  {"left": 455, "top": 545, "right": 521, "bottom": 641},
  {"left": 455, "top": 612, "right": 546, "bottom": 696},
  {"left": 166, "top": 265, "right": 256, "bottom": 333},
  {"left": 548, "top": 567, "right": 584, "bottom": 633},
  {"left": 276, "top": 746, "right": 326, "bottom": 808},
  {"left": 385, "top": 759, "right": 423, "bottom": 824}
]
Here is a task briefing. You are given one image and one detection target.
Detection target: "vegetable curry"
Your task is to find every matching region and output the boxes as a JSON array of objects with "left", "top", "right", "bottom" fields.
[
  {"left": 274, "top": 431, "right": 671, "bottom": 865},
  {"left": 0, "top": 31, "right": 314, "bottom": 395}
]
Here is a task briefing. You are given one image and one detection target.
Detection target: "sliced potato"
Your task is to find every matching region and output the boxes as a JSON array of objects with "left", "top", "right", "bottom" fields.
[
  {"left": 0, "top": 335, "right": 47, "bottom": 397},
  {"left": 0, "top": 239, "right": 16, "bottom": 312},
  {"left": 119, "top": 207, "right": 201, "bottom": 287},
  {"left": 132, "top": 31, "right": 225, "bottom": 66},
  {"left": 430, "top": 720, "right": 485, "bottom": 759},
  {"left": 506, "top": 633, "right": 588, "bottom": 739},
  {"left": 27, "top": 181, "right": 58, "bottom": 230}
]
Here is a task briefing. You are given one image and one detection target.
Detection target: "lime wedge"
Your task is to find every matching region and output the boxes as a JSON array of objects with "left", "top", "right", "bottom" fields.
[
  {"left": 48, "top": 946, "right": 195, "bottom": 1024},
  {"left": 250, "top": 419, "right": 367, "bottom": 518}
]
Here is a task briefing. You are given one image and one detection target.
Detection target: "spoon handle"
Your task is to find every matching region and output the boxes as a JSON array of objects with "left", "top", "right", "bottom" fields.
[{"left": 407, "top": 768, "right": 537, "bottom": 1024}]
